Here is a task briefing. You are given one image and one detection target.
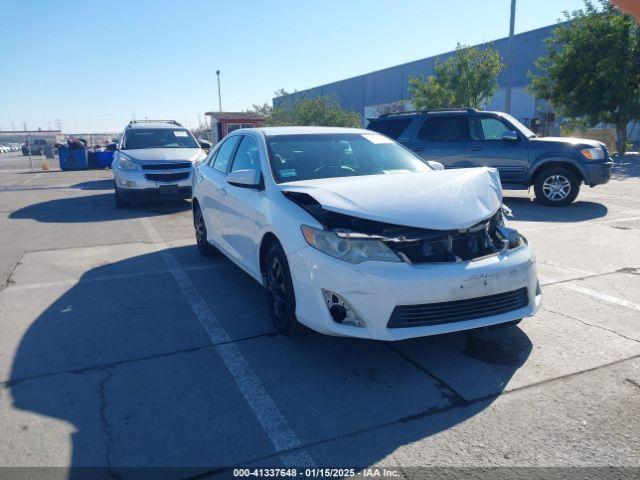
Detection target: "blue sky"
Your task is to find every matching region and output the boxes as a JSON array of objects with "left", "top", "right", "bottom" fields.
[{"left": 0, "top": 0, "right": 586, "bottom": 133}]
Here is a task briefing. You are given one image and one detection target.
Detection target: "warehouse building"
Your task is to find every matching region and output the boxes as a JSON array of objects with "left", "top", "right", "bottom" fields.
[{"left": 273, "top": 23, "right": 562, "bottom": 133}]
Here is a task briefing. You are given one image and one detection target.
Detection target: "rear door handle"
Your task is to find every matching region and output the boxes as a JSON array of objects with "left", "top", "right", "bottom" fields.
[
  {"left": 412, "top": 147, "right": 425, "bottom": 152},
  {"left": 470, "top": 146, "right": 483, "bottom": 151},
  {"left": 219, "top": 186, "right": 227, "bottom": 196}
]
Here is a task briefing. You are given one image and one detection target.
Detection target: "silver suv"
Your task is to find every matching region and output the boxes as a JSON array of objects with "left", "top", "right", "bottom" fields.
[{"left": 112, "top": 120, "right": 206, "bottom": 207}]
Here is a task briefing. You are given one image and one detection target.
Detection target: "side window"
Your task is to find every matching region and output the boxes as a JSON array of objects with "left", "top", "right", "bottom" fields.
[
  {"left": 212, "top": 135, "right": 241, "bottom": 174},
  {"left": 366, "top": 119, "right": 411, "bottom": 139},
  {"left": 230, "top": 136, "right": 261, "bottom": 174},
  {"left": 469, "top": 117, "right": 512, "bottom": 140},
  {"left": 204, "top": 147, "right": 218, "bottom": 166},
  {"left": 417, "top": 117, "right": 468, "bottom": 141}
]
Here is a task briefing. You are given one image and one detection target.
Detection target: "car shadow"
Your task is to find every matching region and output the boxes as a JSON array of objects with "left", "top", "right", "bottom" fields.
[
  {"left": 503, "top": 196, "right": 608, "bottom": 223},
  {"left": 9, "top": 193, "right": 191, "bottom": 222},
  {"left": 7, "top": 245, "right": 532, "bottom": 477},
  {"left": 70, "top": 179, "right": 116, "bottom": 191}
]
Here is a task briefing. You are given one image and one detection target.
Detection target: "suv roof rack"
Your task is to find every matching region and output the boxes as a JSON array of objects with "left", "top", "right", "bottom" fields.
[
  {"left": 378, "top": 108, "right": 478, "bottom": 118},
  {"left": 128, "top": 119, "right": 183, "bottom": 127}
]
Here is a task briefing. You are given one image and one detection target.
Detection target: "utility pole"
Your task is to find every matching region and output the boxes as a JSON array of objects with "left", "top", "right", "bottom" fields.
[
  {"left": 505, "top": 0, "right": 516, "bottom": 114},
  {"left": 216, "top": 70, "right": 222, "bottom": 112},
  {"left": 12, "top": 122, "right": 16, "bottom": 131}
]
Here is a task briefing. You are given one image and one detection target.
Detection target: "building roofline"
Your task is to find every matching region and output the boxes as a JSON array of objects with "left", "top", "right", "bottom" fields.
[{"left": 274, "top": 20, "right": 568, "bottom": 101}]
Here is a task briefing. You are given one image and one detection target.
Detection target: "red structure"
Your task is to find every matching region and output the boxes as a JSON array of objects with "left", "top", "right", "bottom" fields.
[{"left": 205, "top": 112, "right": 265, "bottom": 144}]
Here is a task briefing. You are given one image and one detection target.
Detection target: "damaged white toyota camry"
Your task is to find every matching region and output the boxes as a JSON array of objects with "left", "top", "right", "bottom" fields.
[{"left": 192, "top": 126, "right": 541, "bottom": 340}]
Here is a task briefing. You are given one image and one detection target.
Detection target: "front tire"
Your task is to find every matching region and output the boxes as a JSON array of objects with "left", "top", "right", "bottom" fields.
[
  {"left": 114, "top": 185, "right": 130, "bottom": 209},
  {"left": 193, "top": 202, "right": 217, "bottom": 256},
  {"left": 534, "top": 166, "right": 580, "bottom": 206},
  {"left": 264, "top": 242, "right": 305, "bottom": 336}
]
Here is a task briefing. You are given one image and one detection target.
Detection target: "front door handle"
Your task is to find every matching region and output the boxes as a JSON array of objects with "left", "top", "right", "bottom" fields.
[
  {"left": 470, "top": 146, "right": 483, "bottom": 151},
  {"left": 412, "top": 146, "right": 425, "bottom": 152},
  {"left": 219, "top": 186, "right": 227, "bottom": 196}
]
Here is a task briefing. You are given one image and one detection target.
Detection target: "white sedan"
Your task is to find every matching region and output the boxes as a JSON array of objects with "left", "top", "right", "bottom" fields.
[{"left": 192, "top": 126, "right": 540, "bottom": 340}]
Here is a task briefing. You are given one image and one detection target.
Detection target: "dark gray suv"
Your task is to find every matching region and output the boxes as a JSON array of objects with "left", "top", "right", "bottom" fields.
[{"left": 367, "top": 108, "right": 613, "bottom": 206}]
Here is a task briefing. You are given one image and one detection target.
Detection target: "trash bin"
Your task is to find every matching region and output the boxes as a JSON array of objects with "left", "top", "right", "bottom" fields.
[
  {"left": 87, "top": 151, "right": 98, "bottom": 169},
  {"left": 95, "top": 151, "right": 115, "bottom": 168},
  {"left": 59, "top": 148, "right": 88, "bottom": 170}
]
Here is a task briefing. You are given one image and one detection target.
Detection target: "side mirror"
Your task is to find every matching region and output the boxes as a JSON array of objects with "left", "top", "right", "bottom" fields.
[
  {"left": 428, "top": 160, "right": 445, "bottom": 170},
  {"left": 199, "top": 140, "right": 212, "bottom": 149},
  {"left": 227, "top": 169, "right": 261, "bottom": 189},
  {"left": 502, "top": 131, "right": 519, "bottom": 142}
]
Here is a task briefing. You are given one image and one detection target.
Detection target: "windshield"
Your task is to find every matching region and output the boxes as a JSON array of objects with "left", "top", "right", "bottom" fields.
[
  {"left": 267, "top": 133, "right": 431, "bottom": 183},
  {"left": 502, "top": 113, "right": 536, "bottom": 138},
  {"left": 122, "top": 128, "right": 199, "bottom": 149}
]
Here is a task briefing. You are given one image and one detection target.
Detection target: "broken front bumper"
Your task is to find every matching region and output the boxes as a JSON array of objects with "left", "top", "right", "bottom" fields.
[{"left": 287, "top": 244, "right": 540, "bottom": 341}]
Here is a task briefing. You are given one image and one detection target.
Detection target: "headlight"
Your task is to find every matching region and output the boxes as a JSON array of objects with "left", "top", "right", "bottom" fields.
[
  {"left": 580, "top": 148, "right": 605, "bottom": 160},
  {"left": 118, "top": 155, "right": 139, "bottom": 170},
  {"left": 301, "top": 225, "right": 401, "bottom": 264}
]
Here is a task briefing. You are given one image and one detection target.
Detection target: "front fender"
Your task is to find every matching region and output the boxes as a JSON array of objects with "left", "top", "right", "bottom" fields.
[{"left": 527, "top": 154, "right": 585, "bottom": 184}]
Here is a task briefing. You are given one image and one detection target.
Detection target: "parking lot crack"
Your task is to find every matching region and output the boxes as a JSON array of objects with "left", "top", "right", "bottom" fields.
[
  {"left": 542, "top": 306, "right": 640, "bottom": 344},
  {"left": 1, "top": 332, "right": 279, "bottom": 391},
  {"left": 98, "top": 368, "right": 121, "bottom": 480},
  {"left": 385, "top": 343, "right": 469, "bottom": 407},
  {"left": 0, "top": 250, "right": 24, "bottom": 293},
  {"left": 626, "top": 378, "right": 640, "bottom": 390}
]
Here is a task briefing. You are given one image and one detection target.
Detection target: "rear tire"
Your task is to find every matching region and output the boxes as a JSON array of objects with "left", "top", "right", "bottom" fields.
[
  {"left": 264, "top": 241, "right": 305, "bottom": 336},
  {"left": 534, "top": 166, "right": 580, "bottom": 206},
  {"left": 193, "top": 202, "right": 217, "bottom": 256}
]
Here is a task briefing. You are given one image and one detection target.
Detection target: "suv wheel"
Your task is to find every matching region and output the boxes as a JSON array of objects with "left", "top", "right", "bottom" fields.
[
  {"left": 114, "top": 185, "right": 130, "bottom": 209},
  {"left": 534, "top": 167, "right": 580, "bottom": 206},
  {"left": 264, "top": 241, "right": 305, "bottom": 336},
  {"left": 193, "top": 203, "right": 217, "bottom": 256}
]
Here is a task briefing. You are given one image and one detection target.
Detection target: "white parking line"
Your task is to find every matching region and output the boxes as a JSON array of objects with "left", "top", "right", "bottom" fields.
[
  {"left": 542, "top": 276, "right": 640, "bottom": 312},
  {"left": 560, "top": 282, "right": 640, "bottom": 313},
  {"left": 19, "top": 172, "right": 44, "bottom": 186},
  {"left": 140, "top": 217, "right": 314, "bottom": 467}
]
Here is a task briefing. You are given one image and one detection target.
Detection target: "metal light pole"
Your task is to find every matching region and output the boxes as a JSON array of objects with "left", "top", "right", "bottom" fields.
[
  {"left": 505, "top": 0, "right": 516, "bottom": 114},
  {"left": 27, "top": 132, "right": 33, "bottom": 172},
  {"left": 216, "top": 70, "right": 222, "bottom": 112}
]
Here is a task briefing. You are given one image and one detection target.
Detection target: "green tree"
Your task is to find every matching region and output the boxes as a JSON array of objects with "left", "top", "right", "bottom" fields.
[
  {"left": 408, "top": 44, "right": 504, "bottom": 110},
  {"left": 251, "top": 90, "right": 361, "bottom": 127},
  {"left": 529, "top": 0, "right": 640, "bottom": 153}
]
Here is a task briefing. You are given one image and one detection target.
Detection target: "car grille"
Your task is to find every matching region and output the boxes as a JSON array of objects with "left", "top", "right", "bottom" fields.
[
  {"left": 387, "top": 287, "right": 529, "bottom": 328},
  {"left": 141, "top": 162, "right": 191, "bottom": 170},
  {"left": 145, "top": 172, "right": 190, "bottom": 182}
]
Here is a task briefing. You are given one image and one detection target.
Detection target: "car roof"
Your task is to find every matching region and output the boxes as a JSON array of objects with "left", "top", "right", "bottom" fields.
[
  {"left": 126, "top": 122, "right": 185, "bottom": 130},
  {"left": 234, "top": 126, "right": 371, "bottom": 136},
  {"left": 372, "top": 109, "right": 502, "bottom": 120}
]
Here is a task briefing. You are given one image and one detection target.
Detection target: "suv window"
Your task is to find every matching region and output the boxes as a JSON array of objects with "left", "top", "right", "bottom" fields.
[
  {"left": 469, "top": 117, "right": 512, "bottom": 140},
  {"left": 417, "top": 116, "right": 468, "bottom": 141},
  {"left": 212, "top": 135, "right": 241, "bottom": 174},
  {"left": 230, "top": 136, "right": 261, "bottom": 174},
  {"left": 366, "top": 119, "right": 411, "bottom": 139},
  {"left": 123, "top": 128, "right": 199, "bottom": 149}
]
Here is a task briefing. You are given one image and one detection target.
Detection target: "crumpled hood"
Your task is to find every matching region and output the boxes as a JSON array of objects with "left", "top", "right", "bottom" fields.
[
  {"left": 121, "top": 148, "right": 205, "bottom": 163},
  {"left": 280, "top": 167, "right": 503, "bottom": 230},
  {"left": 531, "top": 136, "right": 604, "bottom": 149}
]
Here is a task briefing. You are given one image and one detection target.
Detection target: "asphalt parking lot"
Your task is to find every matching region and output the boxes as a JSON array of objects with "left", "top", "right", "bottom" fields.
[{"left": 0, "top": 151, "right": 639, "bottom": 476}]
